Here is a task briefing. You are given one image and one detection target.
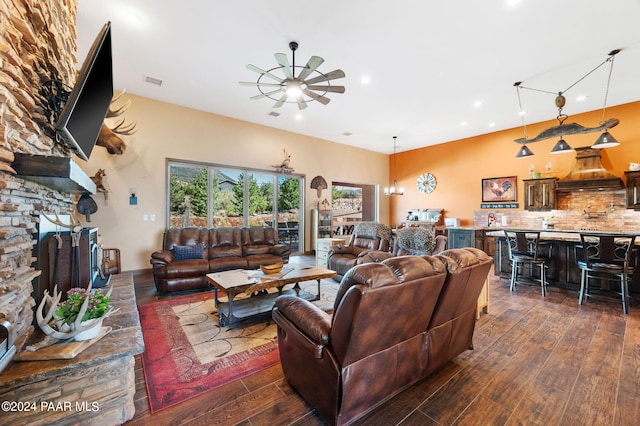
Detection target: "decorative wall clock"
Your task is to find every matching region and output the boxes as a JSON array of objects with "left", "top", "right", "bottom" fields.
[{"left": 417, "top": 173, "right": 437, "bottom": 194}]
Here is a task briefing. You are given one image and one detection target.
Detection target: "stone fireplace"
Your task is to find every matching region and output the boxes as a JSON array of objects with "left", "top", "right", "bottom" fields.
[
  {"left": 0, "top": 2, "right": 143, "bottom": 425},
  {"left": 0, "top": 0, "right": 80, "bottom": 353}
]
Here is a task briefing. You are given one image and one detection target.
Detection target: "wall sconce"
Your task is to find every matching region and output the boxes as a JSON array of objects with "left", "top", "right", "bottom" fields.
[{"left": 513, "top": 49, "right": 621, "bottom": 158}]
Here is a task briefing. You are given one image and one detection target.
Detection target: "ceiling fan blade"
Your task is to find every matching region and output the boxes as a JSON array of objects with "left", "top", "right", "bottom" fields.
[
  {"left": 274, "top": 53, "right": 293, "bottom": 79},
  {"left": 303, "top": 89, "right": 330, "bottom": 105},
  {"left": 297, "top": 97, "right": 308, "bottom": 110},
  {"left": 296, "top": 56, "right": 324, "bottom": 81},
  {"left": 239, "top": 81, "right": 282, "bottom": 87},
  {"left": 273, "top": 94, "right": 288, "bottom": 108},
  {"left": 306, "top": 85, "right": 345, "bottom": 94},
  {"left": 250, "top": 89, "right": 283, "bottom": 100},
  {"left": 304, "top": 69, "right": 345, "bottom": 85},
  {"left": 246, "top": 64, "right": 284, "bottom": 83}
]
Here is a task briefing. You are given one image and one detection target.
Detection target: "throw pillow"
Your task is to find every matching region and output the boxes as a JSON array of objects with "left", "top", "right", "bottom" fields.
[{"left": 172, "top": 243, "right": 206, "bottom": 261}]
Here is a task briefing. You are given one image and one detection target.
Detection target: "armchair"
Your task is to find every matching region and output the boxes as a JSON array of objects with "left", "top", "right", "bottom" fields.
[{"left": 326, "top": 222, "right": 392, "bottom": 280}]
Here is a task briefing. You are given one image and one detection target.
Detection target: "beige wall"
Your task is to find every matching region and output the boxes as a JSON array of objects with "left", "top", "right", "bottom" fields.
[{"left": 79, "top": 94, "right": 389, "bottom": 271}]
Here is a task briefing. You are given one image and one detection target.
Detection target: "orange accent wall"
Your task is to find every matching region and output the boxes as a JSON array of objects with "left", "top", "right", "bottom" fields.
[{"left": 389, "top": 101, "right": 640, "bottom": 227}]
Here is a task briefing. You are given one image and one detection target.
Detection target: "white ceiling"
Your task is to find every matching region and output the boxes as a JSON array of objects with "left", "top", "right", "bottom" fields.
[{"left": 75, "top": 0, "right": 640, "bottom": 154}]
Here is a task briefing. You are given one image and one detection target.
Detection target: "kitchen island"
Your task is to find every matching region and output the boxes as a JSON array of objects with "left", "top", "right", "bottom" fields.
[{"left": 487, "top": 229, "right": 640, "bottom": 293}]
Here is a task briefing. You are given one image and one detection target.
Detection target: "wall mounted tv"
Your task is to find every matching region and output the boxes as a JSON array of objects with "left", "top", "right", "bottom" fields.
[{"left": 55, "top": 21, "right": 113, "bottom": 162}]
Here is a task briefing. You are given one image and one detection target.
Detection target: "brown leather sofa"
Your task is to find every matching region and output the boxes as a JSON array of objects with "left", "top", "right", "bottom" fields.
[
  {"left": 326, "top": 222, "right": 392, "bottom": 280},
  {"left": 272, "top": 248, "right": 492, "bottom": 426},
  {"left": 150, "top": 226, "right": 291, "bottom": 293}
]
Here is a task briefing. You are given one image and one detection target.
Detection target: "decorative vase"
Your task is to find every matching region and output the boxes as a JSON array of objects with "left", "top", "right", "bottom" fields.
[{"left": 74, "top": 318, "right": 104, "bottom": 341}]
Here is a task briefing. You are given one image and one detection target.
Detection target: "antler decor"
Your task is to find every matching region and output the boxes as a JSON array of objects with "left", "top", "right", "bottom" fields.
[{"left": 29, "top": 283, "right": 118, "bottom": 350}]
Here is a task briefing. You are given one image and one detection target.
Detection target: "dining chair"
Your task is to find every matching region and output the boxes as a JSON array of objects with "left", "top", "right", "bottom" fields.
[
  {"left": 576, "top": 233, "right": 637, "bottom": 314},
  {"left": 504, "top": 230, "right": 552, "bottom": 296}
]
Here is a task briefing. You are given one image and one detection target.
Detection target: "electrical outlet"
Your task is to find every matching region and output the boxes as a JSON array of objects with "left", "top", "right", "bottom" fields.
[
  {"left": 150, "top": 214, "right": 156, "bottom": 221},
  {"left": 143, "top": 214, "right": 148, "bottom": 221}
]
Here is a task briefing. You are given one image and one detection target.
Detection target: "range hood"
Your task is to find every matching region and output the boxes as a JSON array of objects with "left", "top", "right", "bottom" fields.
[{"left": 556, "top": 147, "right": 623, "bottom": 191}]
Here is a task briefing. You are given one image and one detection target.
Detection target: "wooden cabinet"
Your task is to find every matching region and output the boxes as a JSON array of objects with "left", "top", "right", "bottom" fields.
[
  {"left": 625, "top": 171, "right": 640, "bottom": 209},
  {"left": 448, "top": 228, "right": 494, "bottom": 256},
  {"left": 523, "top": 178, "right": 556, "bottom": 211},
  {"left": 316, "top": 237, "right": 347, "bottom": 268},
  {"left": 311, "top": 209, "right": 333, "bottom": 253}
]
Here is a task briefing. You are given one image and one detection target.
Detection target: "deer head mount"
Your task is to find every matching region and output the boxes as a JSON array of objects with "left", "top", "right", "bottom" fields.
[{"left": 96, "top": 92, "right": 137, "bottom": 155}]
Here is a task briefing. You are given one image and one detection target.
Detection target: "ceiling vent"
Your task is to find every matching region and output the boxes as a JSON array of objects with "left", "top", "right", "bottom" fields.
[
  {"left": 267, "top": 111, "right": 280, "bottom": 117},
  {"left": 556, "top": 147, "right": 623, "bottom": 191},
  {"left": 144, "top": 75, "right": 163, "bottom": 86}
]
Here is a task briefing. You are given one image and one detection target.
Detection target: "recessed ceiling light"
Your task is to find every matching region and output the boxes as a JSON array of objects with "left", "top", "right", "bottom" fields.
[
  {"left": 295, "top": 114, "right": 303, "bottom": 120},
  {"left": 576, "top": 95, "right": 588, "bottom": 102},
  {"left": 489, "top": 122, "right": 496, "bottom": 127},
  {"left": 460, "top": 121, "right": 468, "bottom": 126},
  {"left": 473, "top": 101, "right": 483, "bottom": 108},
  {"left": 361, "top": 76, "right": 371, "bottom": 84},
  {"left": 519, "top": 110, "right": 526, "bottom": 116}
]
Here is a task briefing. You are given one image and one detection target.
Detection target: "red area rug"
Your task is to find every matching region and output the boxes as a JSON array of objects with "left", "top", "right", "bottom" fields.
[{"left": 138, "top": 291, "right": 279, "bottom": 413}]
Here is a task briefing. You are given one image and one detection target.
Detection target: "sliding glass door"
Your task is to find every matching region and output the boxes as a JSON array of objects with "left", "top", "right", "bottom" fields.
[{"left": 168, "top": 160, "right": 303, "bottom": 253}]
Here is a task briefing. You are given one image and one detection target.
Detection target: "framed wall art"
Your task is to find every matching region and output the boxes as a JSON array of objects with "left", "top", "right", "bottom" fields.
[{"left": 481, "top": 176, "right": 517, "bottom": 203}]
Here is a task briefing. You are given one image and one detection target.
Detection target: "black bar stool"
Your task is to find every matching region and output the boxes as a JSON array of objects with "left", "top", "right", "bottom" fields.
[
  {"left": 576, "top": 233, "right": 637, "bottom": 314},
  {"left": 504, "top": 230, "right": 552, "bottom": 296}
]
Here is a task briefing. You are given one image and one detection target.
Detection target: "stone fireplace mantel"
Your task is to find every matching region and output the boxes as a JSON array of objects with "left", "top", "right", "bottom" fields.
[{"left": 0, "top": 274, "right": 144, "bottom": 425}]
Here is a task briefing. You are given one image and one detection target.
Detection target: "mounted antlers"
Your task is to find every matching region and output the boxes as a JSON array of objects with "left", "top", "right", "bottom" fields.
[{"left": 96, "top": 92, "right": 137, "bottom": 155}]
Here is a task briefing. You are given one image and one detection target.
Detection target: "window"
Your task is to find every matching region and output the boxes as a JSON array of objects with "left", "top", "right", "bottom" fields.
[
  {"left": 168, "top": 160, "right": 303, "bottom": 253},
  {"left": 331, "top": 181, "right": 377, "bottom": 235}
]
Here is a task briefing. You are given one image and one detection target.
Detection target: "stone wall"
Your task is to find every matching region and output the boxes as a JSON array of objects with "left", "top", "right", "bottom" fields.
[{"left": 0, "top": 0, "right": 78, "bottom": 350}]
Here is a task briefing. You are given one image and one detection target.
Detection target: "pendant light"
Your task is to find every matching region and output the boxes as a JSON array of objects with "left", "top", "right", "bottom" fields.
[
  {"left": 384, "top": 136, "right": 404, "bottom": 196},
  {"left": 592, "top": 50, "right": 620, "bottom": 149},
  {"left": 513, "top": 49, "right": 622, "bottom": 155}
]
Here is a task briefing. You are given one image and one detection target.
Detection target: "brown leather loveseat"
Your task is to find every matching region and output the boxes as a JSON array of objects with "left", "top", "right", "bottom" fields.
[
  {"left": 272, "top": 248, "right": 492, "bottom": 426},
  {"left": 150, "top": 226, "right": 291, "bottom": 293}
]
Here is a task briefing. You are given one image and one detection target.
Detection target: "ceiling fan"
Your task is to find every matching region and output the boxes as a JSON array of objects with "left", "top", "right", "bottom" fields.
[{"left": 239, "top": 41, "right": 346, "bottom": 110}]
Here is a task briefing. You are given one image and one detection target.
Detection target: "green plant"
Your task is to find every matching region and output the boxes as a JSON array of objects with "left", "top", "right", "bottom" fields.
[{"left": 55, "top": 287, "right": 110, "bottom": 325}]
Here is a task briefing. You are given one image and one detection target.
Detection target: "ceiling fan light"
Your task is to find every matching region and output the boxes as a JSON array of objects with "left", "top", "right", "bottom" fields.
[
  {"left": 550, "top": 138, "right": 573, "bottom": 154},
  {"left": 285, "top": 80, "right": 303, "bottom": 98},
  {"left": 515, "top": 145, "right": 534, "bottom": 158},
  {"left": 591, "top": 131, "right": 620, "bottom": 149}
]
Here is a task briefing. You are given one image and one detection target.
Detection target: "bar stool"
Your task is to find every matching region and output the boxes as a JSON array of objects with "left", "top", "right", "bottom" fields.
[
  {"left": 504, "top": 230, "right": 552, "bottom": 296},
  {"left": 576, "top": 233, "right": 636, "bottom": 314}
]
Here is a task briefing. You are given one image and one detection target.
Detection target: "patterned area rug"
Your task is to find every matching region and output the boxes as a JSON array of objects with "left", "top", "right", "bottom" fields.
[{"left": 139, "top": 279, "right": 339, "bottom": 413}]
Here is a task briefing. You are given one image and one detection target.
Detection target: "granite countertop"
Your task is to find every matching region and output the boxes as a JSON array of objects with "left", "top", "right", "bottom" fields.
[{"left": 485, "top": 228, "right": 639, "bottom": 241}]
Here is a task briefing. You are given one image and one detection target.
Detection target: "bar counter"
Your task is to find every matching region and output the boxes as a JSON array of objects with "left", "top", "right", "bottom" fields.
[{"left": 486, "top": 228, "right": 640, "bottom": 292}]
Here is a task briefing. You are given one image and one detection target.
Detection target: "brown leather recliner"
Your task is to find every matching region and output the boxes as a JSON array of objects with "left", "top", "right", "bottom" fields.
[
  {"left": 273, "top": 255, "right": 448, "bottom": 426},
  {"left": 326, "top": 222, "right": 392, "bottom": 280},
  {"left": 423, "top": 247, "right": 492, "bottom": 376},
  {"left": 150, "top": 226, "right": 290, "bottom": 293},
  {"left": 272, "top": 248, "right": 492, "bottom": 426},
  {"left": 359, "top": 228, "right": 448, "bottom": 264}
]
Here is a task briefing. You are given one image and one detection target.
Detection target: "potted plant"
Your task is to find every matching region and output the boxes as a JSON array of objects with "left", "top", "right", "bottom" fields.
[{"left": 35, "top": 284, "right": 115, "bottom": 342}]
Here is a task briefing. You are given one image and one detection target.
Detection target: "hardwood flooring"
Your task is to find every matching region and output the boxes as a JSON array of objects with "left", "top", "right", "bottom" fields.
[{"left": 126, "top": 256, "right": 640, "bottom": 425}]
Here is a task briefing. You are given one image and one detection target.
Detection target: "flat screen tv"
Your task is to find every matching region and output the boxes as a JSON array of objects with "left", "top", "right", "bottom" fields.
[{"left": 55, "top": 21, "right": 113, "bottom": 162}]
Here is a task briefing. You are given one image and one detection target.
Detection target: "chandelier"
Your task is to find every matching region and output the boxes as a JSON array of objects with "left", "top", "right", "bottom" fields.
[
  {"left": 384, "top": 136, "right": 404, "bottom": 196},
  {"left": 514, "top": 49, "right": 621, "bottom": 158}
]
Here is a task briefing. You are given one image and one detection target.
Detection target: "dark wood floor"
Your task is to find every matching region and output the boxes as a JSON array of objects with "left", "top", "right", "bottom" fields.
[{"left": 125, "top": 256, "right": 640, "bottom": 426}]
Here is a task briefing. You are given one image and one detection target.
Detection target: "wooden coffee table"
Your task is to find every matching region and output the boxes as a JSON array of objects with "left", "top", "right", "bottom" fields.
[{"left": 206, "top": 265, "right": 336, "bottom": 326}]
